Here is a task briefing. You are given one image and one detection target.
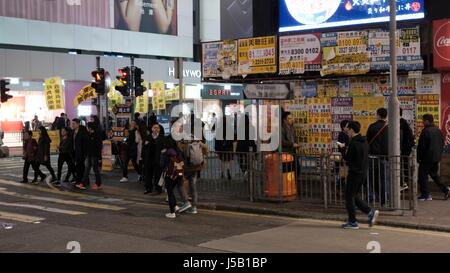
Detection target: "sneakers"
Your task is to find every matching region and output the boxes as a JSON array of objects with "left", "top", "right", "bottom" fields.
[
  {"left": 175, "top": 205, "right": 180, "bottom": 212},
  {"left": 186, "top": 207, "right": 198, "bottom": 214},
  {"left": 165, "top": 213, "right": 176, "bottom": 219},
  {"left": 19, "top": 180, "right": 28, "bottom": 184},
  {"left": 52, "top": 180, "right": 61, "bottom": 187},
  {"left": 91, "top": 184, "right": 102, "bottom": 190},
  {"left": 368, "top": 209, "right": 379, "bottom": 228},
  {"left": 418, "top": 194, "right": 433, "bottom": 201},
  {"left": 341, "top": 222, "right": 360, "bottom": 230},
  {"left": 30, "top": 179, "right": 40, "bottom": 185},
  {"left": 75, "top": 184, "right": 87, "bottom": 190},
  {"left": 177, "top": 202, "right": 192, "bottom": 213},
  {"left": 120, "top": 177, "right": 128, "bottom": 183}
]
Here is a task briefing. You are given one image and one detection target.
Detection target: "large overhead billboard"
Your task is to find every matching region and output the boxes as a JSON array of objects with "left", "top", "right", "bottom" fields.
[{"left": 279, "top": 0, "right": 425, "bottom": 33}]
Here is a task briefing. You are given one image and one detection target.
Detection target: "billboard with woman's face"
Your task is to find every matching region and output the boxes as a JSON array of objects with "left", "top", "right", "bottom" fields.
[{"left": 0, "top": 0, "right": 177, "bottom": 35}]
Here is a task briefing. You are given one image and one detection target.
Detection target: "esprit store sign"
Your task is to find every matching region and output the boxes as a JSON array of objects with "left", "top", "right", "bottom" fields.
[{"left": 433, "top": 19, "right": 450, "bottom": 70}]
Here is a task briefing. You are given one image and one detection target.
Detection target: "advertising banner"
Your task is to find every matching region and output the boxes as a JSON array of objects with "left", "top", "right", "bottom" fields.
[
  {"left": 44, "top": 77, "right": 64, "bottom": 110},
  {"left": 353, "top": 96, "right": 385, "bottom": 135},
  {"left": 108, "top": 81, "right": 124, "bottom": 110},
  {"left": 441, "top": 73, "right": 450, "bottom": 151},
  {"left": 151, "top": 81, "right": 166, "bottom": 111},
  {"left": 238, "top": 36, "right": 277, "bottom": 75},
  {"left": 279, "top": 0, "right": 425, "bottom": 32},
  {"left": 73, "top": 84, "right": 97, "bottom": 108},
  {"left": 279, "top": 33, "right": 321, "bottom": 75},
  {"left": 369, "top": 27, "right": 424, "bottom": 71},
  {"left": 331, "top": 97, "right": 353, "bottom": 141},
  {"left": 221, "top": 40, "right": 239, "bottom": 78},
  {"left": 321, "top": 31, "right": 370, "bottom": 76},
  {"left": 433, "top": 19, "right": 450, "bottom": 71},
  {"left": 101, "top": 140, "right": 113, "bottom": 172},
  {"left": 416, "top": 94, "right": 440, "bottom": 138},
  {"left": 417, "top": 74, "right": 441, "bottom": 94},
  {"left": 135, "top": 84, "right": 149, "bottom": 115},
  {"left": 202, "top": 42, "right": 222, "bottom": 78}
]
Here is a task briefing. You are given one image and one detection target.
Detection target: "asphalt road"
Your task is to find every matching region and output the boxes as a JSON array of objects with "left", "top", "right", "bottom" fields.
[{"left": 1, "top": 157, "right": 450, "bottom": 253}]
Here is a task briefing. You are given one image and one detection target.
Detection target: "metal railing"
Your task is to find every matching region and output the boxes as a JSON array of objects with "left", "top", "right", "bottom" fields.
[{"left": 195, "top": 149, "right": 418, "bottom": 214}]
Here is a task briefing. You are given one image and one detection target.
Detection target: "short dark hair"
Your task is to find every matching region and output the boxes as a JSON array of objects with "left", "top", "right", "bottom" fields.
[
  {"left": 282, "top": 111, "right": 292, "bottom": 121},
  {"left": 377, "top": 108, "right": 388, "bottom": 119},
  {"left": 422, "top": 114, "right": 434, "bottom": 123},
  {"left": 72, "top": 118, "right": 80, "bottom": 124},
  {"left": 347, "top": 121, "right": 361, "bottom": 134},
  {"left": 340, "top": 120, "right": 350, "bottom": 130},
  {"left": 60, "top": 113, "right": 65, "bottom": 117}
]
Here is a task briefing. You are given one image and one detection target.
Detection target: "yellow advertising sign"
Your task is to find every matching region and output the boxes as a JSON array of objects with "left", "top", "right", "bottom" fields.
[
  {"left": 108, "top": 81, "right": 124, "bottom": 109},
  {"left": 73, "top": 84, "right": 97, "bottom": 108},
  {"left": 101, "top": 140, "right": 113, "bottom": 172},
  {"left": 44, "top": 77, "right": 64, "bottom": 110},
  {"left": 151, "top": 81, "right": 166, "bottom": 110},
  {"left": 135, "top": 81, "right": 149, "bottom": 114},
  {"left": 238, "top": 36, "right": 277, "bottom": 75}
]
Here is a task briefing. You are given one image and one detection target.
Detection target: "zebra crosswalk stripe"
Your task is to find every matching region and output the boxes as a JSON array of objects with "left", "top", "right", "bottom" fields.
[
  {"left": 0, "top": 211, "right": 45, "bottom": 223},
  {"left": 0, "top": 201, "right": 86, "bottom": 216}
]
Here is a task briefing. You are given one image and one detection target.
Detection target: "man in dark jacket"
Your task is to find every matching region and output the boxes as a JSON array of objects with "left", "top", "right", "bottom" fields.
[
  {"left": 342, "top": 121, "right": 379, "bottom": 230},
  {"left": 417, "top": 114, "right": 450, "bottom": 201},
  {"left": 20, "top": 131, "right": 45, "bottom": 183},
  {"left": 281, "top": 112, "right": 299, "bottom": 154},
  {"left": 400, "top": 109, "right": 415, "bottom": 190},
  {"left": 366, "top": 108, "right": 389, "bottom": 205},
  {"left": 78, "top": 122, "right": 103, "bottom": 190},
  {"left": 71, "top": 118, "right": 89, "bottom": 187},
  {"left": 144, "top": 123, "right": 166, "bottom": 195}
]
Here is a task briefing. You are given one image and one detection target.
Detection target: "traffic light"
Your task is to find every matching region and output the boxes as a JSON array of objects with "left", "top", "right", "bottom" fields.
[
  {"left": 115, "top": 67, "right": 131, "bottom": 97},
  {"left": 91, "top": 68, "right": 106, "bottom": 95},
  {"left": 134, "top": 67, "right": 146, "bottom": 97},
  {"left": 0, "top": 79, "right": 12, "bottom": 103}
]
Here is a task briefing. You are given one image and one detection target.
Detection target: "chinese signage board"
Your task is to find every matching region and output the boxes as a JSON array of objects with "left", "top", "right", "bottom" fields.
[
  {"left": 238, "top": 36, "right": 277, "bottom": 75},
  {"left": 44, "top": 77, "right": 64, "bottom": 110},
  {"left": 201, "top": 85, "right": 244, "bottom": 100},
  {"left": 279, "top": 33, "right": 321, "bottom": 75}
]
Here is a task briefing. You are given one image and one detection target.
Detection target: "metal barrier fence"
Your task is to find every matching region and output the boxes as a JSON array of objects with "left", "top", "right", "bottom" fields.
[
  {"left": 323, "top": 151, "right": 418, "bottom": 213},
  {"left": 196, "top": 149, "right": 418, "bottom": 214}
]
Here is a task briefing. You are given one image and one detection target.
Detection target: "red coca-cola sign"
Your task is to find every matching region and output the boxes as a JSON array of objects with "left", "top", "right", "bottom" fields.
[{"left": 434, "top": 19, "right": 450, "bottom": 70}]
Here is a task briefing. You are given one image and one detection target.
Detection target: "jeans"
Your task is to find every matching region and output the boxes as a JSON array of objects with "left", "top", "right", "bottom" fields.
[
  {"left": 57, "top": 153, "right": 76, "bottom": 181},
  {"left": 23, "top": 160, "right": 45, "bottom": 181},
  {"left": 166, "top": 177, "right": 182, "bottom": 213},
  {"left": 75, "top": 158, "right": 86, "bottom": 184},
  {"left": 82, "top": 156, "right": 102, "bottom": 187},
  {"left": 185, "top": 173, "right": 199, "bottom": 207},
  {"left": 346, "top": 173, "right": 371, "bottom": 224},
  {"left": 418, "top": 162, "right": 449, "bottom": 196},
  {"left": 34, "top": 160, "right": 56, "bottom": 180}
]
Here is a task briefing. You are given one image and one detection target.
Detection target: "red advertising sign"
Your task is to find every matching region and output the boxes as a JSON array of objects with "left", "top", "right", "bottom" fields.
[
  {"left": 433, "top": 19, "right": 450, "bottom": 71},
  {"left": 441, "top": 73, "right": 450, "bottom": 150}
]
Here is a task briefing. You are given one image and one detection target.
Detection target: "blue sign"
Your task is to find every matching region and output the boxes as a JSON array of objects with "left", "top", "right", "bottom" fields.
[{"left": 279, "top": 0, "right": 425, "bottom": 32}]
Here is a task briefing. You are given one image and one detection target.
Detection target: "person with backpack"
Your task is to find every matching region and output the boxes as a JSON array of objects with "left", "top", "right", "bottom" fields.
[
  {"left": 178, "top": 135, "right": 208, "bottom": 215},
  {"left": 34, "top": 126, "right": 57, "bottom": 183},
  {"left": 161, "top": 139, "right": 185, "bottom": 219},
  {"left": 366, "top": 108, "right": 389, "bottom": 206}
]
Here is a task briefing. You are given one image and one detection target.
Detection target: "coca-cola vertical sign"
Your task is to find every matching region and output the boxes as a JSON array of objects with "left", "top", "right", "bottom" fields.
[
  {"left": 434, "top": 19, "right": 450, "bottom": 71},
  {"left": 441, "top": 73, "right": 450, "bottom": 152}
]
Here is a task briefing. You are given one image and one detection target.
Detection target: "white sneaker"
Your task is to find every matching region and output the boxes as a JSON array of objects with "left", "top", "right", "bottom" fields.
[
  {"left": 178, "top": 202, "right": 192, "bottom": 213},
  {"left": 186, "top": 207, "right": 198, "bottom": 214},
  {"left": 165, "top": 213, "right": 176, "bottom": 219},
  {"left": 120, "top": 177, "right": 128, "bottom": 183},
  {"left": 175, "top": 205, "right": 180, "bottom": 212}
]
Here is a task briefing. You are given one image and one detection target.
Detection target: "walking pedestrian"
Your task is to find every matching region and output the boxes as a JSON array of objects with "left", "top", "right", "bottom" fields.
[
  {"left": 400, "top": 108, "right": 415, "bottom": 190},
  {"left": 20, "top": 131, "right": 45, "bottom": 183},
  {"left": 215, "top": 117, "right": 233, "bottom": 180},
  {"left": 417, "top": 114, "right": 450, "bottom": 201},
  {"left": 78, "top": 122, "right": 103, "bottom": 190},
  {"left": 71, "top": 118, "right": 89, "bottom": 187},
  {"left": 161, "top": 139, "right": 185, "bottom": 219},
  {"left": 144, "top": 123, "right": 166, "bottom": 195},
  {"left": 35, "top": 126, "right": 57, "bottom": 183},
  {"left": 178, "top": 135, "right": 208, "bottom": 215},
  {"left": 55, "top": 127, "right": 76, "bottom": 186},
  {"left": 342, "top": 121, "right": 379, "bottom": 229},
  {"left": 366, "top": 108, "right": 389, "bottom": 205},
  {"left": 120, "top": 120, "right": 142, "bottom": 183}
]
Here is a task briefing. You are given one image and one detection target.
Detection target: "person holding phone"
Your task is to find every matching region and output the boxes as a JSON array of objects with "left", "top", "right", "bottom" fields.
[{"left": 116, "top": 0, "right": 175, "bottom": 34}]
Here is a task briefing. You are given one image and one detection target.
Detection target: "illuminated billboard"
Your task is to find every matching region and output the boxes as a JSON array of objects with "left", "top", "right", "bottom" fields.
[{"left": 279, "top": 0, "right": 425, "bottom": 32}]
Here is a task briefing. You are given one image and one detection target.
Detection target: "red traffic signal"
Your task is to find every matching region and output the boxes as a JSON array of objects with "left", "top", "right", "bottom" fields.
[{"left": 91, "top": 68, "right": 106, "bottom": 95}]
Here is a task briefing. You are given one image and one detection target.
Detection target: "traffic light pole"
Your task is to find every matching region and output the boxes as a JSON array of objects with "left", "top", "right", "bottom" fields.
[
  {"left": 130, "top": 57, "right": 135, "bottom": 119},
  {"left": 95, "top": 56, "right": 108, "bottom": 133}
]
